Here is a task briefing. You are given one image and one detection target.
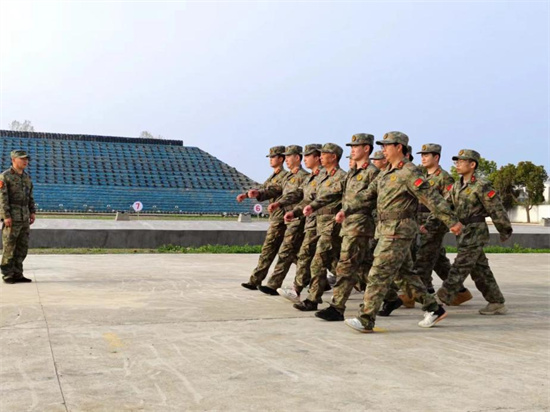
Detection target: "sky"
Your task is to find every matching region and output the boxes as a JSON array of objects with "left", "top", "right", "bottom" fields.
[{"left": 0, "top": 0, "right": 548, "bottom": 182}]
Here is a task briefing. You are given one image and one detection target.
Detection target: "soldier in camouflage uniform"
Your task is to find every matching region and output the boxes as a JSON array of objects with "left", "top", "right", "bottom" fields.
[
  {"left": 343, "top": 132, "right": 462, "bottom": 333},
  {"left": 238, "top": 146, "right": 289, "bottom": 290},
  {"left": 278, "top": 144, "right": 325, "bottom": 303},
  {"left": 371, "top": 151, "right": 388, "bottom": 171},
  {"left": 1, "top": 150, "right": 36, "bottom": 284},
  {"left": 293, "top": 143, "right": 347, "bottom": 311},
  {"left": 436, "top": 149, "right": 513, "bottom": 315},
  {"left": 257, "top": 145, "right": 310, "bottom": 295},
  {"left": 315, "top": 134, "right": 380, "bottom": 321}
]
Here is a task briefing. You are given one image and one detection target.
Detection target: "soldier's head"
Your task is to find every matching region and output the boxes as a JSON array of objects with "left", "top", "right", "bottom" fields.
[
  {"left": 346, "top": 155, "right": 356, "bottom": 169},
  {"left": 320, "top": 143, "right": 343, "bottom": 169},
  {"left": 417, "top": 144, "right": 442, "bottom": 168},
  {"left": 376, "top": 132, "right": 409, "bottom": 163},
  {"left": 406, "top": 145, "right": 414, "bottom": 162},
  {"left": 370, "top": 150, "right": 387, "bottom": 170},
  {"left": 266, "top": 146, "right": 285, "bottom": 168},
  {"left": 452, "top": 149, "right": 480, "bottom": 175},
  {"left": 11, "top": 150, "right": 30, "bottom": 171},
  {"left": 283, "top": 145, "right": 303, "bottom": 170},
  {"left": 302, "top": 144, "right": 322, "bottom": 170},
  {"left": 347, "top": 133, "right": 374, "bottom": 162}
]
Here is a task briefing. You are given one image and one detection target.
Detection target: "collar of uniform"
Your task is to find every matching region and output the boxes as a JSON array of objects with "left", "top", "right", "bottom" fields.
[
  {"left": 434, "top": 167, "right": 441, "bottom": 176},
  {"left": 274, "top": 167, "right": 282, "bottom": 174},
  {"left": 328, "top": 166, "right": 340, "bottom": 176},
  {"left": 360, "top": 161, "right": 369, "bottom": 170},
  {"left": 291, "top": 166, "right": 302, "bottom": 174},
  {"left": 312, "top": 169, "right": 320, "bottom": 176},
  {"left": 471, "top": 174, "right": 477, "bottom": 183}
]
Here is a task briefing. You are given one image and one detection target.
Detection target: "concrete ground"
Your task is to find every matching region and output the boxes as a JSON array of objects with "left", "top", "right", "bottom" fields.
[{"left": 0, "top": 254, "right": 548, "bottom": 412}]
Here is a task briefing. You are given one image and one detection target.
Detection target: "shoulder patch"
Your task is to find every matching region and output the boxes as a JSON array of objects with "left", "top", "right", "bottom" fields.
[
  {"left": 414, "top": 178, "right": 424, "bottom": 187},
  {"left": 487, "top": 190, "right": 496, "bottom": 199},
  {"left": 446, "top": 184, "right": 453, "bottom": 191},
  {"left": 0, "top": 181, "right": 3, "bottom": 189}
]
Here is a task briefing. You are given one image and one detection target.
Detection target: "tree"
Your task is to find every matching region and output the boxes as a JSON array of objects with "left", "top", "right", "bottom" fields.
[
  {"left": 140, "top": 131, "right": 163, "bottom": 139},
  {"left": 450, "top": 157, "right": 497, "bottom": 181},
  {"left": 491, "top": 164, "right": 519, "bottom": 210},
  {"left": 514, "top": 161, "right": 548, "bottom": 223},
  {"left": 10, "top": 120, "right": 34, "bottom": 132}
]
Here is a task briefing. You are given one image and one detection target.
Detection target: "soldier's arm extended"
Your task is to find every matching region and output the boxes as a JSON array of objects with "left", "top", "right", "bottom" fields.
[
  {"left": 308, "top": 177, "right": 345, "bottom": 212},
  {"left": 478, "top": 182, "right": 513, "bottom": 240},
  {"left": 278, "top": 185, "right": 304, "bottom": 209},
  {"left": 0, "top": 175, "right": 11, "bottom": 220},
  {"left": 256, "top": 183, "right": 283, "bottom": 202},
  {"left": 408, "top": 169, "right": 458, "bottom": 229}
]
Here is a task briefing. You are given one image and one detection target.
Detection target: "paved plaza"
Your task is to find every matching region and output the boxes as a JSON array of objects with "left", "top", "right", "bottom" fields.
[{"left": 1, "top": 254, "right": 549, "bottom": 411}]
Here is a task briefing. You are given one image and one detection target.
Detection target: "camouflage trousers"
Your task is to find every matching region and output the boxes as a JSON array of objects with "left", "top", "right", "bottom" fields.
[
  {"left": 249, "top": 221, "right": 286, "bottom": 286},
  {"left": 437, "top": 243, "right": 504, "bottom": 305},
  {"left": 359, "top": 236, "right": 439, "bottom": 326},
  {"left": 1, "top": 222, "right": 30, "bottom": 280},
  {"left": 330, "top": 235, "right": 371, "bottom": 313},
  {"left": 266, "top": 219, "right": 306, "bottom": 289},
  {"left": 293, "top": 229, "right": 319, "bottom": 294},
  {"left": 414, "top": 229, "right": 451, "bottom": 290}
]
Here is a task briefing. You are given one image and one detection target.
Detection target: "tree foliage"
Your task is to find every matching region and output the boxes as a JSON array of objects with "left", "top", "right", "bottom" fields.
[
  {"left": 140, "top": 131, "right": 163, "bottom": 139},
  {"left": 492, "top": 164, "right": 519, "bottom": 210},
  {"left": 450, "top": 157, "right": 497, "bottom": 181},
  {"left": 514, "top": 161, "right": 548, "bottom": 222},
  {"left": 10, "top": 120, "right": 34, "bottom": 132}
]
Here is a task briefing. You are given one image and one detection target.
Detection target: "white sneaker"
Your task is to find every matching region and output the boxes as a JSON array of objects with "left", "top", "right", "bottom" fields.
[
  {"left": 479, "top": 303, "right": 508, "bottom": 315},
  {"left": 418, "top": 305, "right": 447, "bottom": 328},
  {"left": 277, "top": 287, "right": 300, "bottom": 303},
  {"left": 344, "top": 317, "right": 374, "bottom": 333}
]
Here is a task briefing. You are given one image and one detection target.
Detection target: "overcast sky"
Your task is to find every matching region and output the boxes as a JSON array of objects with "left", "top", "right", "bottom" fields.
[{"left": 1, "top": 1, "right": 548, "bottom": 182}]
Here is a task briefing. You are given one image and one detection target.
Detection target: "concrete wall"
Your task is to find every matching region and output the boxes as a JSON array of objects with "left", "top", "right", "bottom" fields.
[{"left": 508, "top": 204, "right": 550, "bottom": 223}]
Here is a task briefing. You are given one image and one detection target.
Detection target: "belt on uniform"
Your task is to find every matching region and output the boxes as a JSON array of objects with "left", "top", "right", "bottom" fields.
[
  {"left": 418, "top": 204, "right": 430, "bottom": 213},
  {"left": 9, "top": 201, "right": 29, "bottom": 206},
  {"left": 378, "top": 210, "right": 416, "bottom": 221},
  {"left": 460, "top": 215, "right": 486, "bottom": 225},
  {"left": 316, "top": 207, "right": 340, "bottom": 216}
]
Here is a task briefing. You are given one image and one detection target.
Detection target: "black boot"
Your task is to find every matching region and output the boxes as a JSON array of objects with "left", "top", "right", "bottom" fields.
[
  {"left": 378, "top": 298, "right": 403, "bottom": 317},
  {"left": 241, "top": 282, "right": 257, "bottom": 290},
  {"left": 293, "top": 299, "right": 318, "bottom": 311},
  {"left": 315, "top": 306, "right": 344, "bottom": 321},
  {"left": 258, "top": 285, "right": 279, "bottom": 295}
]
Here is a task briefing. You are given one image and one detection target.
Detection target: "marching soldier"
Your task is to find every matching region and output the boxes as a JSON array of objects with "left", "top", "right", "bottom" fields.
[
  {"left": 238, "top": 146, "right": 288, "bottom": 290},
  {"left": 436, "top": 149, "right": 512, "bottom": 315},
  {"left": 1, "top": 150, "right": 36, "bottom": 284}
]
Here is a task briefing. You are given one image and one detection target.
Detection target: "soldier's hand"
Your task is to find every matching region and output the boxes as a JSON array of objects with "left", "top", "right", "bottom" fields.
[
  {"left": 303, "top": 205, "right": 313, "bottom": 217},
  {"left": 236, "top": 193, "right": 247, "bottom": 203},
  {"left": 335, "top": 211, "right": 345, "bottom": 224},
  {"left": 284, "top": 211, "right": 294, "bottom": 223},
  {"left": 3, "top": 218, "right": 12, "bottom": 228},
  {"left": 29, "top": 214, "right": 36, "bottom": 225},
  {"left": 449, "top": 222, "right": 463, "bottom": 235},
  {"left": 419, "top": 225, "right": 428, "bottom": 234},
  {"left": 248, "top": 189, "right": 260, "bottom": 199},
  {"left": 500, "top": 232, "right": 511, "bottom": 242},
  {"left": 268, "top": 202, "right": 280, "bottom": 213}
]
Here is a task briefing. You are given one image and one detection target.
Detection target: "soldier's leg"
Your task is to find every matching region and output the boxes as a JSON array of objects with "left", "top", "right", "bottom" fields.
[
  {"left": 12, "top": 224, "right": 30, "bottom": 278},
  {"left": 1, "top": 224, "right": 20, "bottom": 281},
  {"left": 358, "top": 236, "right": 412, "bottom": 326},
  {"left": 433, "top": 244, "right": 451, "bottom": 282},
  {"left": 293, "top": 230, "right": 319, "bottom": 294},
  {"left": 414, "top": 231, "right": 443, "bottom": 290},
  {"left": 469, "top": 250, "right": 505, "bottom": 304},
  {"left": 305, "top": 234, "right": 335, "bottom": 304},
  {"left": 330, "top": 235, "right": 367, "bottom": 314},
  {"left": 266, "top": 222, "right": 305, "bottom": 289},
  {"left": 437, "top": 244, "right": 483, "bottom": 305},
  {"left": 248, "top": 222, "right": 286, "bottom": 286}
]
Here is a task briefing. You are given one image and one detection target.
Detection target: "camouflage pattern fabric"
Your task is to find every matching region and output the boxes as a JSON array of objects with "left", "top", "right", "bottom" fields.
[
  {"left": 436, "top": 173, "right": 512, "bottom": 305},
  {"left": 255, "top": 167, "right": 290, "bottom": 223},
  {"left": 0, "top": 167, "right": 35, "bottom": 280},
  {"left": 350, "top": 157, "right": 459, "bottom": 326},
  {"left": 305, "top": 167, "right": 347, "bottom": 303}
]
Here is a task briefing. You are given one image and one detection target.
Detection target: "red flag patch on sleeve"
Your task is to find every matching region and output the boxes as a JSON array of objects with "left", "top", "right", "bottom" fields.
[
  {"left": 0, "top": 181, "right": 4, "bottom": 189},
  {"left": 446, "top": 184, "right": 453, "bottom": 191},
  {"left": 487, "top": 190, "right": 496, "bottom": 199},
  {"left": 414, "top": 178, "right": 424, "bottom": 187}
]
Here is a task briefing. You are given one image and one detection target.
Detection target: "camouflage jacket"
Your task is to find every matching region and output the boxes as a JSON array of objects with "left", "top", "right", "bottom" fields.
[
  {"left": 341, "top": 162, "right": 379, "bottom": 237},
  {"left": 260, "top": 167, "right": 310, "bottom": 228},
  {"left": 308, "top": 167, "right": 347, "bottom": 235},
  {"left": 440, "top": 173, "right": 512, "bottom": 246},
  {"left": 255, "top": 167, "right": 289, "bottom": 223},
  {"left": 0, "top": 167, "right": 36, "bottom": 222},
  {"left": 352, "top": 158, "right": 458, "bottom": 240},
  {"left": 417, "top": 166, "right": 455, "bottom": 231},
  {"left": 288, "top": 168, "right": 325, "bottom": 231}
]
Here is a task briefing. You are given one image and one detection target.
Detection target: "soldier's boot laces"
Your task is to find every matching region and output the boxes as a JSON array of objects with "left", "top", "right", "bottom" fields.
[
  {"left": 398, "top": 293, "right": 416, "bottom": 308},
  {"left": 344, "top": 317, "right": 374, "bottom": 333},
  {"left": 418, "top": 305, "right": 447, "bottom": 328},
  {"left": 450, "top": 289, "right": 473, "bottom": 306},
  {"left": 277, "top": 286, "right": 300, "bottom": 303},
  {"left": 378, "top": 298, "right": 403, "bottom": 317},
  {"left": 258, "top": 285, "right": 279, "bottom": 296},
  {"left": 241, "top": 282, "right": 258, "bottom": 290},
  {"left": 479, "top": 303, "right": 508, "bottom": 315},
  {"left": 293, "top": 299, "right": 318, "bottom": 311},
  {"left": 315, "top": 306, "right": 344, "bottom": 321}
]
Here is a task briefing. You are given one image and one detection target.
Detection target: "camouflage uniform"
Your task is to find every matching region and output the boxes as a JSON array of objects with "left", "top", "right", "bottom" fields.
[
  {"left": 246, "top": 146, "right": 289, "bottom": 286},
  {"left": 285, "top": 145, "right": 325, "bottom": 294},
  {"left": 301, "top": 143, "right": 346, "bottom": 305},
  {"left": 350, "top": 132, "right": 459, "bottom": 328},
  {"left": 414, "top": 144, "right": 454, "bottom": 291},
  {"left": 1, "top": 151, "right": 36, "bottom": 282},
  {"left": 262, "top": 146, "right": 310, "bottom": 290},
  {"left": 329, "top": 134, "right": 379, "bottom": 314},
  {"left": 436, "top": 149, "right": 513, "bottom": 306}
]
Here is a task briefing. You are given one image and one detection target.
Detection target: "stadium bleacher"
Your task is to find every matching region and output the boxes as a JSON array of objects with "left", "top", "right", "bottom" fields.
[{"left": 0, "top": 130, "right": 260, "bottom": 214}]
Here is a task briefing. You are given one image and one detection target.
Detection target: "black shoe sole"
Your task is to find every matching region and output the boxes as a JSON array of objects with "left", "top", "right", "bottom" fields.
[
  {"left": 258, "top": 286, "right": 279, "bottom": 296},
  {"left": 293, "top": 303, "right": 318, "bottom": 312},
  {"left": 241, "top": 283, "right": 257, "bottom": 290}
]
